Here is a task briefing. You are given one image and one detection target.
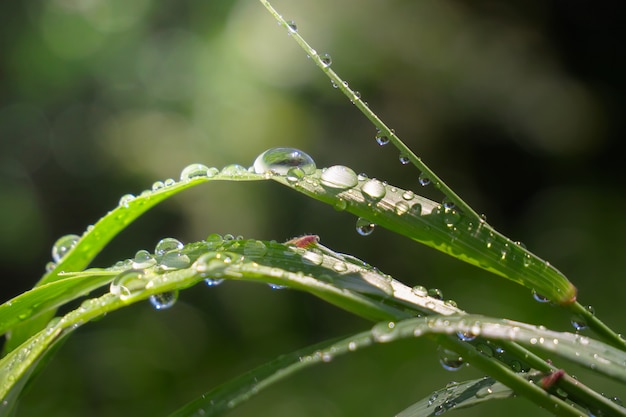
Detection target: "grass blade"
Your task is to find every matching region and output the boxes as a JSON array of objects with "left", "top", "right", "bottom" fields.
[{"left": 394, "top": 376, "right": 517, "bottom": 417}]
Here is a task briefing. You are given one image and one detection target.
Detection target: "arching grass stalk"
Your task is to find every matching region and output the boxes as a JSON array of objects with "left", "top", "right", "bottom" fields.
[
  {"left": 258, "top": 0, "right": 626, "bottom": 353},
  {"left": 258, "top": 0, "right": 481, "bottom": 222}
]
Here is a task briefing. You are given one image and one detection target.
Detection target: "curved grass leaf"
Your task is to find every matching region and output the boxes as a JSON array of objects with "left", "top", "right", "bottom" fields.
[
  {"left": 3, "top": 170, "right": 265, "bottom": 353},
  {"left": 271, "top": 171, "right": 576, "bottom": 305},
  {"left": 394, "top": 376, "right": 518, "bottom": 417}
]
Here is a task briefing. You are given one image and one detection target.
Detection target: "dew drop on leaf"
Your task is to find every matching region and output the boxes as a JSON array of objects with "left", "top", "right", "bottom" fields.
[
  {"left": 371, "top": 321, "right": 397, "bottom": 343},
  {"left": 456, "top": 331, "right": 477, "bottom": 342},
  {"left": 355, "top": 217, "right": 375, "bottom": 236},
  {"left": 361, "top": 179, "right": 386, "bottom": 202},
  {"left": 149, "top": 291, "right": 179, "bottom": 310},
  {"left": 243, "top": 240, "right": 268, "bottom": 257},
  {"left": 532, "top": 290, "right": 550, "bottom": 303},
  {"left": 437, "top": 346, "right": 465, "bottom": 371},
  {"left": 320, "top": 53, "right": 332, "bottom": 67},
  {"left": 133, "top": 249, "right": 157, "bottom": 269},
  {"left": 155, "top": 237, "right": 183, "bottom": 256},
  {"left": 152, "top": 181, "right": 165, "bottom": 191},
  {"left": 110, "top": 270, "right": 146, "bottom": 300},
  {"left": 51, "top": 234, "right": 80, "bottom": 263},
  {"left": 418, "top": 175, "right": 431, "bottom": 186},
  {"left": 180, "top": 163, "right": 210, "bottom": 181},
  {"left": 119, "top": 194, "right": 135, "bottom": 208},
  {"left": 253, "top": 148, "right": 316, "bottom": 176},
  {"left": 411, "top": 285, "right": 428, "bottom": 296},
  {"left": 220, "top": 164, "right": 247, "bottom": 176},
  {"left": 205, "top": 278, "right": 225, "bottom": 287},
  {"left": 320, "top": 165, "right": 358, "bottom": 189},
  {"left": 375, "top": 133, "right": 390, "bottom": 146},
  {"left": 428, "top": 288, "right": 443, "bottom": 300},
  {"left": 286, "top": 20, "right": 297, "bottom": 33},
  {"left": 399, "top": 154, "right": 410, "bottom": 165},
  {"left": 160, "top": 251, "right": 191, "bottom": 269}
]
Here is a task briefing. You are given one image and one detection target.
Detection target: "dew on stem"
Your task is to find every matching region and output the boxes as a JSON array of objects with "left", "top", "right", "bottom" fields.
[
  {"left": 51, "top": 234, "right": 80, "bottom": 263},
  {"left": 253, "top": 148, "right": 316, "bottom": 176}
]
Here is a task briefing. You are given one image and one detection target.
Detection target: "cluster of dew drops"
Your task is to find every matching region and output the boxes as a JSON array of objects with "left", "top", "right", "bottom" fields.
[{"left": 46, "top": 141, "right": 595, "bottom": 329}]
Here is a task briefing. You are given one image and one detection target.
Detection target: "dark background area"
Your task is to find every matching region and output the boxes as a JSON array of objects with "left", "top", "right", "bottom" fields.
[{"left": 0, "top": 1, "right": 625, "bottom": 416}]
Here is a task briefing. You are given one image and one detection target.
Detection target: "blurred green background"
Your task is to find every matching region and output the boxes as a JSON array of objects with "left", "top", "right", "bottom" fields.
[{"left": 1, "top": 0, "right": 625, "bottom": 415}]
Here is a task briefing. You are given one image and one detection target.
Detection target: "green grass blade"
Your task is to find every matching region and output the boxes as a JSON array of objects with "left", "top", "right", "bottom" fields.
[
  {"left": 0, "top": 272, "right": 114, "bottom": 336},
  {"left": 382, "top": 315, "right": 626, "bottom": 385},
  {"left": 3, "top": 169, "right": 265, "bottom": 354},
  {"left": 394, "top": 376, "right": 516, "bottom": 417},
  {"left": 271, "top": 171, "right": 576, "bottom": 305},
  {"left": 166, "top": 333, "right": 373, "bottom": 417}
]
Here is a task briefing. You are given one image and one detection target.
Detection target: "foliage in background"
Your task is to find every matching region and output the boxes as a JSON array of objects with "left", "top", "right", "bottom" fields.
[{"left": 1, "top": 1, "right": 625, "bottom": 416}]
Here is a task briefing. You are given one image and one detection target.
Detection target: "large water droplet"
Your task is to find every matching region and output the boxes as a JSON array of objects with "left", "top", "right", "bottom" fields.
[
  {"left": 155, "top": 238, "right": 183, "bottom": 256},
  {"left": 320, "top": 165, "right": 358, "bottom": 189},
  {"left": 355, "top": 218, "right": 375, "bottom": 236},
  {"left": 152, "top": 181, "right": 165, "bottom": 191},
  {"left": 149, "top": 291, "right": 179, "bottom": 310},
  {"left": 399, "top": 154, "right": 410, "bottom": 165},
  {"left": 361, "top": 179, "right": 386, "bottom": 202},
  {"left": 110, "top": 270, "right": 146, "bottom": 300},
  {"left": 243, "top": 240, "right": 268, "bottom": 257},
  {"left": 437, "top": 347, "right": 465, "bottom": 371},
  {"left": 133, "top": 249, "right": 157, "bottom": 269},
  {"left": 205, "top": 233, "right": 224, "bottom": 249},
  {"left": 456, "top": 331, "right": 477, "bottom": 342},
  {"left": 119, "top": 194, "right": 135, "bottom": 208},
  {"left": 253, "top": 148, "right": 316, "bottom": 176},
  {"left": 371, "top": 321, "right": 397, "bottom": 343},
  {"left": 51, "top": 234, "right": 80, "bottom": 263},
  {"left": 418, "top": 175, "right": 431, "bottom": 186},
  {"left": 375, "top": 132, "right": 389, "bottom": 146},
  {"left": 180, "top": 163, "right": 210, "bottom": 181},
  {"left": 428, "top": 288, "right": 444, "bottom": 300},
  {"left": 412, "top": 285, "right": 428, "bottom": 296},
  {"left": 532, "top": 290, "right": 550, "bottom": 303},
  {"left": 395, "top": 201, "right": 409, "bottom": 215},
  {"left": 320, "top": 53, "right": 332, "bottom": 67},
  {"left": 160, "top": 251, "right": 191, "bottom": 269},
  {"left": 286, "top": 20, "right": 297, "bottom": 33},
  {"left": 221, "top": 164, "right": 247, "bottom": 176}
]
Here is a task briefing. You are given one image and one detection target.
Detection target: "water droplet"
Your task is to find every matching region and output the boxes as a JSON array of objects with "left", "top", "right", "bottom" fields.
[
  {"left": 320, "top": 165, "right": 358, "bottom": 189},
  {"left": 402, "top": 190, "right": 414, "bottom": 200},
  {"left": 51, "top": 234, "right": 80, "bottom": 263},
  {"left": 411, "top": 285, "right": 428, "bottom": 296},
  {"left": 286, "top": 20, "right": 297, "bottom": 33},
  {"left": 253, "top": 148, "right": 316, "bottom": 176},
  {"left": 456, "top": 331, "right": 477, "bottom": 342},
  {"left": 180, "top": 163, "right": 210, "bottom": 181},
  {"left": 223, "top": 234, "right": 235, "bottom": 241},
  {"left": 355, "top": 218, "right": 375, "bottom": 236},
  {"left": 45, "top": 261, "right": 56, "bottom": 272},
  {"left": 155, "top": 238, "right": 183, "bottom": 256},
  {"left": 523, "top": 253, "right": 532, "bottom": 267},
  {"left": 195, "top": 252, "right": 231, "bottom": 279},
  {"left": 152, "top": 181, "right": 165, "bottom": 191},
  {"left": 438, "top": 346, "right": 464, "bottom": 371},
  {"left": 399, "top": 154, "right": 410, "bottom": 165},
  {"left": 409, "top": 203, "right": 422, "bottom": 216},
  {"left": 371, "top": 321, "right": 397, "bottom": 343},
  {"left": 443, "top": 208, "right": 461, "bottom": 227},
  {"left": 532, "top": 290, "right": 550, "bottom": 303},
  {"left": 418, "top": 175, "right": 431, "bottom": 186},
  {"left": 110, "top": 270, "right": 146, "bottom": 300},
  {"left": 361, "top": 179, "right": 386, "bottom": 202},
  {"left": 243, "top": 240, "right": 268, "bottom": 257},
  {"left": 160, "top": 251, "right": 191, "bottom": 269},
  {"left": 268, "top": 283, "right": 287, "bottom": 290},
  {"left": 428, "top": 288, "right": 443, "bottom": 300},
  {"left": 164, "top": 178, "right": 176, "bottom": 187},
  {"left": 334, "top": 198, "right": 347, "bottom": 211},
  {"left": 221, "top": 164, "right": 247, "bottom": 176},
  {"left": 205, "top": 278, "right": 224, "bottom": 287},
  {"left": 206, "top": 233, "right": 224, "bottom": 249},
  {"left": 475, "top": 386, "right": 494, "bottom": 399},
  {"left": 571, "top": 305, "right": 595, "bottom": 331},
  {"left": 320, "top": 53, "right": 332, "bottom": 67},
  {"left": 332, "top": 261, "right": 347, "bottom": 272},
  {"left": 395, "top": 201, "right": 409, "bottom": 215},
  {"left": 149, "top": 291, "right": 179, "bottom": 310},
  {"left": 119, "top": 194, "right": 135, "bottom": 208},
  {"left": 133, "top": 249, "right": 157, "bottom": 269},
  {"left": 442, "top": 198, "right": 455, "bottom": 210},
  {"left": 375, "top": 132, "right": 390, "bottom": 146},
  {"left": 331, "top": 80, "right": 338, "bottom": 88}
]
